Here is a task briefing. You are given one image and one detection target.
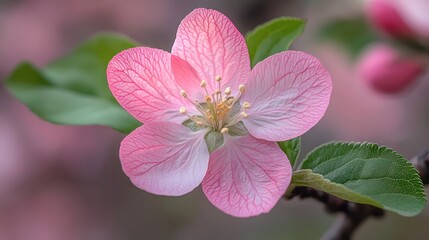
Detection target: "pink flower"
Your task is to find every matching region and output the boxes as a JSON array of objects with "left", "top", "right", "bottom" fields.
[
  {"left": 365, "top": 0, "right": 429, "bottom": 39},
  {"left": 395, "top": 0, "right": 429, "bottom": 38},
  {"left": 365, "top": 0, "right": 414, "bottom": 37},
  {"left": 107, "top": 8, "right": 332, "bottom": 217},
  {"left": 358, "top": 43, "right": 424, "bottom": 94}
]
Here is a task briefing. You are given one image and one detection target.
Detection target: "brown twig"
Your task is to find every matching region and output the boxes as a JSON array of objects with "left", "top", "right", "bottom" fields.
[{"left": 285, "top": 150, "right": 429, "bottom": 240}]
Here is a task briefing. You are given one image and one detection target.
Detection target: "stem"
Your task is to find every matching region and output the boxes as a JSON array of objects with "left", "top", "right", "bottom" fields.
[{"left": 285, "top": 150, "right": 429, "bottom": 240}]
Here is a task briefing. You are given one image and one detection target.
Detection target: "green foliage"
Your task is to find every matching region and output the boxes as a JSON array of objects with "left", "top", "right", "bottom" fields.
[
  {"left": 5, "top": 33, "right": 141, "bottom": 133},
  {"left": 278, "top": 137, "right": 301, "bottom": 167},
  {"left": 292, "top": 142, "right": 426, "bottom": 216},
  {"left": 319, "top": 17, "right": 378, "bottom": 57},
  {"left": 246, "top": 17, "right": 306, "bottom": 67}
]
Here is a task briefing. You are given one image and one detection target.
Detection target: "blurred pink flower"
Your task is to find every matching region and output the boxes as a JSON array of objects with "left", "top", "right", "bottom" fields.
[
  {"left": 365, "top": 0, "right": 429, "bottom": 39},
  {"left": 107, "top": 8, "right": 332, "bottom": 217},
  {"left": 365, "top": 0, "right": 414, "bottom": 37},
  {"left": 395, "top": 0, "right": 429, "bottom": 38},
  {"left": 358, "top": 43, "right": 424, "bottom": 94}
]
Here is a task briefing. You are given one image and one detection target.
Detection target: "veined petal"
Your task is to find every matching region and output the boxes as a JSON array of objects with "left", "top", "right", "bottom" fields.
[
  {"left": 120, "top": 122, "right": 209, "bottom": 196},
  {"left": 241, "top": 51, "right": 332, "bottom": 141},
  {"left": 172, "top": 8, "right": 250, "bottom": 98},
  {"left": 107, "top": 47, "right": 194, "bottom": 124},
  {"left": 202, "top": 135, "right": 292, "bottom": 217}
]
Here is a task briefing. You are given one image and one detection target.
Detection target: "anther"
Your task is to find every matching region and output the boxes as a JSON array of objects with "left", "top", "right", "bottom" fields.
[
  {"left": 243, "top": 102, "right": 251, "bottom": 109},
  {"left": 221, "top": 127, "right": 229, "bottom": 133},
  {"left": 215, "top": 89, "right": 221, "bottom": 95},
  {"left": 200, "top": 80, "right": 207, "bottom": 88},
  {"left": 205, "top": 95, "right": 212, "bottom": 102},
  {"left": 180, "top": 90, "right": 187, "bottom": 98},
  {"left": 240, "top": 111, "right": 248, "bottom": 118},
  {"left": 239, "top": 85, "right": 245, "bottom": 93},
  {"left": 215, "top": 75, "right": 222, "bottom": 82},
  {"left": 224, "top": 87, "right": 231, "bottom": 95},
  {"left": 179, "top": 107, "right": 187, "bottom": 114}
]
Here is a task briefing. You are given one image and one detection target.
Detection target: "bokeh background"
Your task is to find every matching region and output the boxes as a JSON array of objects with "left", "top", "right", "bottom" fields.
[{"left": 1, "top": 0, "right": 428, "bottom": 239}]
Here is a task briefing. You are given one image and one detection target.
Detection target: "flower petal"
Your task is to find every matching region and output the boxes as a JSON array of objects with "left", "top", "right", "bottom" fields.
[
  {"left": 107, "top": 47, "right": 194, "bottom": 124},
  {"left": 202, "top": 134, "right": 292, "bottom": 217},
  {"left": 396, "top": 0, "right": 429, "bottom": 38},
  {"left": 172, "top": 8, "right": 250, "bottom": 97},
  {"left": 120, "top": 122, "right": 209, "bottom": 196},
  {"left": 241, "top": 51, "right": 332, "bottom": 141}
]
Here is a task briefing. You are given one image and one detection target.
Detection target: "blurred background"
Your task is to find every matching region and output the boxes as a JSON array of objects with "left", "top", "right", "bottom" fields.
[{"left": 0, "top": 0, "right": 428, "bottom": 239}]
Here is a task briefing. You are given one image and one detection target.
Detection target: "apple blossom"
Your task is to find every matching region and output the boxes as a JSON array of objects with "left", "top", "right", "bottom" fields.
[
  {"left": 365, "top": 0, "right": 429, "bottom": 39},
  {"left": 365, "top": 0, "right": 414, "bottom": 37},
  {"left": 107, "top": 8, "right": 332, "bottom": 217},
  {"left": 395, "top": 0, "right": 429, "bottom": 39},
  {"left": 358, "top": 43, "right": 424, "bottom": 94}
]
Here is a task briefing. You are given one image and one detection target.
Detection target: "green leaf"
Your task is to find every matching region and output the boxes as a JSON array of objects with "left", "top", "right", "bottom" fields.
[
  {"left": 319, "top": 17, "right": 378, "bottom": 57},
  {"left": 278, "top": 137, "right": 301, "bottom": 167},
  {"left": 293, "top": 142, "right": 426, "bottom": 217},
  {"left": 246, "top": 17, "right": 306, "bottom": 67},
  {"left": 5, "top": 33, "right": 141, "bottom": 133}
]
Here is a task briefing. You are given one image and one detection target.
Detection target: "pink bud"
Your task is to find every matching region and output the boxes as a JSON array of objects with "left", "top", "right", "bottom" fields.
[
  {"left": 395, "top": 0, "right": 429, "bottom": 39},
  {"left": 365, "top": 0, "right": 414, "bottom": 37},
  {"left": 358, "top": 44, "right": 424, "bottom": 94}
]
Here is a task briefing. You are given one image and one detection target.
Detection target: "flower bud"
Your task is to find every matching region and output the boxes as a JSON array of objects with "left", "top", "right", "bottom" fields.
[
  {"left": 365, "top": 0, "right": 414, "bottom": 37},
  {"left": 358, "top": 44, "right": 424, "bottom": 94},
  {"left": 395, "top": 0, "right": 429, "bottom": 39}
]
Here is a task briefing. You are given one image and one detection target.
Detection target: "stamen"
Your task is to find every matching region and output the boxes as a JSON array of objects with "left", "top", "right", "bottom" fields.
[
  {"left": 239, "top": 84, "right": 245, "bottom": 93},
  {"left": 179, "top": 107, "right": 187, "bottom": 114},
  {"left": 227, "top": 84, "right": 246, "bottom": 109},
  {"left": 214, "top": 89, "right": 222, "bottom": 102},
  {"left": 243, "top": 102, "right": 251, "bottom": 109},
  {"left": 181, "top": 77, "right": 250, "bottom": 133},
  {"left": 200, "top": 80, "right": 210, "bottom": 96},
  {"left": 215, "top": 75, "right": 222, "bottom": 100},
  {"left": 220, "top": 127, "right": 229, "bottom": 133},
  {"left": 224, "top": 87, "right": 231, "bottom": 96},
  {"left": 179, "top": 106, "right": 199, "bottom": 122}
]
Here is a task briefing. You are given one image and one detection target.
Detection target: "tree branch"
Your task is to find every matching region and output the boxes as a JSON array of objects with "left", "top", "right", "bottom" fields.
[{"left": 285, "top": 150, "right": 429, "bottom": 240}]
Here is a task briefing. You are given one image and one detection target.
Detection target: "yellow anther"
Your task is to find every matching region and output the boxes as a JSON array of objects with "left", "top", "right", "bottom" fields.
[
  {"left": 215, "top": 75, "right": 222, "bottom": 82},
  {"left": 200, "top": 80, "right": 207, "bottom": 88},
  {"left": 239, "top": 84, "right": 245, "bottom": 93},
  {"left": 205, "top": 95, "right": 212, "bottom": 102},
  {"left": 179, "top": 107, "right": 187, "bottom": 114},
  {"left": 215, "top": 89, "right": 221, "bottom": 94},
  {"left": 243, "top": 102, "right": 251, "bottom": 109},
  {"left": 224, "top": 87, "right": 231, "bottom": 95},
  {"left": 180, "top": 90, "right": 187, "bottom": 98},
  {"left": 221, "top": 127, "right": 229, "bottom": 134},
  {"left": 240, "top": 111, "right": 248, "bottom": 118}
]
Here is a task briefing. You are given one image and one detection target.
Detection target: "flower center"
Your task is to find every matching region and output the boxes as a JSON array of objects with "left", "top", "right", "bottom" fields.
[{"left": 179, "top": 75, "right": 250, "bottom": 133}]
